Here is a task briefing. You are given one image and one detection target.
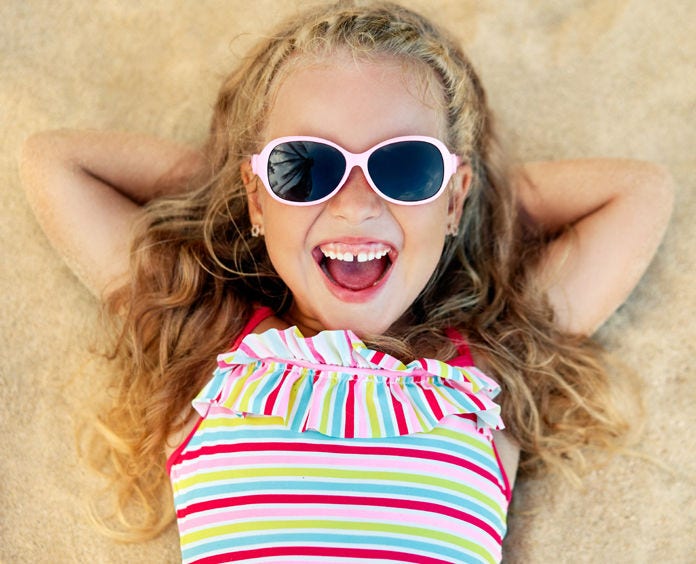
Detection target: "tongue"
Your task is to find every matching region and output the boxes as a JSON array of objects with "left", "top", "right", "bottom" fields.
[{"left": 325, "top": 257, "right": 387, "bottom": 290}]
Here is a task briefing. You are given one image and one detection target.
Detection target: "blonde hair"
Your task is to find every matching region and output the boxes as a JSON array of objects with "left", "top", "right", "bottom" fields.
[{"left": 91, "top": 0, "right": 634, "bottom": 540}]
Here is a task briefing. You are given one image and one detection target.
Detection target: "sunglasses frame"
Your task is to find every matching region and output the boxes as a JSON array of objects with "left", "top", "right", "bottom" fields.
[{"left": 250, "top": 135, "right": 461, "bottom": 206}]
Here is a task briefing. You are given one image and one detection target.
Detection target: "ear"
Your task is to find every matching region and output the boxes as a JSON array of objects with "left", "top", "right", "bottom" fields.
[
  {"left": 447, "top": 163, "right": 473, "bottom": 226},
  {"left": 241, "top": 160, "right": 264, "bottom": 227}
]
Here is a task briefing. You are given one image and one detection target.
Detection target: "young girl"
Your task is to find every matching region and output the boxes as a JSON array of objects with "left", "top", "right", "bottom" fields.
[{"left": 20, "top": 1, "right": 673, "bottom": 563}]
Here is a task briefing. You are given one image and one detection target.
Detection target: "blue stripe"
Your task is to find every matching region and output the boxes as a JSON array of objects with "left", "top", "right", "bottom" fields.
[
  {"left": 403, "top": 378, "right": 439, "bottom": 428},
  {"left": 175, "top": 479, "right": 505, "bottom": 530},
  {"left": 375, "top": 378, "right": 397, "bottom": 436},
  {"left": 195, "top": 367, "right": 226, "bottom": 402},
  {"left": 187, "top": 423, "right": 501, "bottom": 477},
  {"left": 287, "top": 371, "right": 314, "bottom": 431},
  {"left": 183, "top": 530, "right": 490, "bottom": 563},
  {"left": 248, "top": 364, "right": 284, "bottom": 412}
]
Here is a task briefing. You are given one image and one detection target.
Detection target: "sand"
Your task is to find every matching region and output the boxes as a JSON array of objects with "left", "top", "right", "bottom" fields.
[{"left": 1, "top": 1, "right": 694, "bottom": 562}]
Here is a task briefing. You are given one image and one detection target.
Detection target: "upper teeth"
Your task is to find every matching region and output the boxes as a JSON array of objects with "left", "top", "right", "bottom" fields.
[{"left": 321, "top": 246, "right": 390, "bottom": 262}]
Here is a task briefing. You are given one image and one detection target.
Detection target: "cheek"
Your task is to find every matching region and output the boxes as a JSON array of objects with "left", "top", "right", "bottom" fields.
[
  {"left": 260, "top": 204, "right": 318, "bottom": 266},
  {"left": 398, "top": 203, "right": 449, "bottom": 270},
  {"left": 403, "top": 201, "right": 449, "bottom": 240}
]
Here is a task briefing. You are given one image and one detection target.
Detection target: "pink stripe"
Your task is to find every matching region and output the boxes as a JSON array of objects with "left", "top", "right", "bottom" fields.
[
  {"left": 173, "top": 451, "right": 501, "bottom": 498},
  {"left": 304, "top": 376, "right": 330, "bottom": 431},
  {"left": 178, "top": 503, "right": 496, "bottom": 550},
  {"left": 271, "top": 369, "right": 303, "bottom": 415},
  {"left": 342, "top": 331, "right": 353, "bottom": 361},
  {"left": 233, "top": 341, "right": 258, "bottom": 362},
  {"left": 355, "top": 380, "right": 369, "bottom": 438},
  {"left": 194, "top": 546, "right": 454, "bottom": 564},
  {"left": 176, "top": 493, "right": 503, "bottom": 543},
  {"left": 261, "top": 365, "right": 288, "bottom": 415},
  {"left": 177, "top": 433, "right": 493, "bottom": 471},
  {"left": 390, "top": 382, "right": 420, "bottom": 432},
  {"left": 304, "top": 338, "right": 324, "bottom": 364}
]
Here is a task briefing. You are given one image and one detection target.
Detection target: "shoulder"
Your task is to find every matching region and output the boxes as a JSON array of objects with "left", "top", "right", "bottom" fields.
[
  {"left": 254, "top": 313, "right": 291, "bottom": 333},
  {"left": 493, "top": 430, "right": 520, "bottom": 488}
]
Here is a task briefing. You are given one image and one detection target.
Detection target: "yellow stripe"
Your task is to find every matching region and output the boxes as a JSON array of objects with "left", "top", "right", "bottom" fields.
[
  {"left": 200, "top": 414, "right": 285, "bottom": 429},
  {"left": 238, "top": 364, "right": 267, "bottom": 407},
  {"left": 221, "top": 364, "right": 255, "bottom": 409}
]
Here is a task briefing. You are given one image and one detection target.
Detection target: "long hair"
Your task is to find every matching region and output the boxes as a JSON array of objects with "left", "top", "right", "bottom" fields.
[{"left": 91, "top": 0, "right": 633, "bottom": 539}]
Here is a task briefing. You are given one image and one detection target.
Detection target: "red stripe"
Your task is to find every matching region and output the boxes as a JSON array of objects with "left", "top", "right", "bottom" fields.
[
  {"left": 166, "top": 416, "right": 203, "bottom": 476},
  {"left": 443, "top": 327, "right": 475, "bottom": 366},
  {"left": 369, "top": 350, "right": 386, "bottom": 364},
  {"left": 194, "top": 546, "right": 453, "bottom": 564},
  {"left": 179, "top": 440, "right": 496, "bottom": 483},
  {"left": 421, "top": 386, "right": 445, "bottom": 421},
  {"left": 228, "top": 306, "right": 275, "bottom": 350},
  {"left": 391, "top": 392, "right": 410, "bottom": 435},
  {"left": 344, "top": 377, "right": 356, "bottom": 439},
  {"left": 442, "top": 379, "right": 487, "bottom": 411},
  {"left": 262, "top": 365, "right": 291, "bottom": 415},
  {"left": 178, "top": 493, "right": 501, "bottom": 544}
]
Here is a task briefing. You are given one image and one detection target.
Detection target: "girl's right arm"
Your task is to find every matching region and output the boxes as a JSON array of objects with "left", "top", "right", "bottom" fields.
[{"left": 20, "top": 130, "right": 202, "bottom": 297}]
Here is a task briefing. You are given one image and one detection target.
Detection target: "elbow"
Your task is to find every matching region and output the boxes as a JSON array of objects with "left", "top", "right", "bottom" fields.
[
  {"left": 19, "top": 130, "right": 73, "bottom": 217},
  {"left": 19, "top": 132, "right": 49, "bottom": 201},
  {"left": 638, "top": 161, "right": 675, "bottom": 223},
  {"left": 20, "top": 131, "right": 59, "bottom": 180}
]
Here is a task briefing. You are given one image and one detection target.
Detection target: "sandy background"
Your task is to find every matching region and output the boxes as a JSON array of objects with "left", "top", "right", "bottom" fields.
[{"left": 1, "top": 1, "right": 694, "bottom": 562}]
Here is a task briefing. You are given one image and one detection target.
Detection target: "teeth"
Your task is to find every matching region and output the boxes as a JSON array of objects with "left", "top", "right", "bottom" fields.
[{"left": 320, "top": 244, "right": 390, "bottom": 262}]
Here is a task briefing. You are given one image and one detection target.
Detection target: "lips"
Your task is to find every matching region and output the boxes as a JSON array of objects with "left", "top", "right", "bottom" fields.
[{"left": 314, "top": 242, "right": 394, "bottom": 292}]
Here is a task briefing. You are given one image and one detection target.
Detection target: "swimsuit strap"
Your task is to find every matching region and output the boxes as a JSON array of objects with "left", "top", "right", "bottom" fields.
[
  {"left": 444, "top": 327, "right": 475, "bottom": 367},
  {"left": 229, "top": 306, "right": 276, "bottom": 350}
]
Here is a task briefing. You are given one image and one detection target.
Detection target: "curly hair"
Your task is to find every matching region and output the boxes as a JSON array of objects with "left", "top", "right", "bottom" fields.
[{"left": 88, "top": 0, "right": 634, "bottom": 540}]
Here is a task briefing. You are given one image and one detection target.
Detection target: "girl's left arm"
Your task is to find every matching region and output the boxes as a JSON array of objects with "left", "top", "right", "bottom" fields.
[{"left": 516, "top": 159, "right": 674, "bottom": 335}]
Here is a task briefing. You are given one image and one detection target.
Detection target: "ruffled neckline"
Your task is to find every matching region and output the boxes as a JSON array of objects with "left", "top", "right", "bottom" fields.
[{"left": 193, "top": 326, "right": 503, "bottom": 439}]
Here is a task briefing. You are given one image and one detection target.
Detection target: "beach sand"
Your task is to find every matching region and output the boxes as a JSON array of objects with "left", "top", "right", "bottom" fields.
[{"left": 1, "top": 1, "right": 694, "bottom": 562}]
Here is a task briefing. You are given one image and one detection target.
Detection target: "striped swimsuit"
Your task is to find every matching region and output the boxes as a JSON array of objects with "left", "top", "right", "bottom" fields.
[{"left": 168, "top": 309, "right": 511, "bottom": 563}]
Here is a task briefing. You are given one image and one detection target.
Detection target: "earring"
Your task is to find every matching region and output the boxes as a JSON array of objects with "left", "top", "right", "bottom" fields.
[
  {"left": 446, "top": 223, "right": 459, "bottom": 237},
  {"left": 250, "top": 224, "right": 264, "bottom": 237}
]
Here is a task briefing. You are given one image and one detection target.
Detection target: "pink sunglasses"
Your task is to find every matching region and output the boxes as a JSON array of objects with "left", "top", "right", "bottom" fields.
[{"left": 250, "top": 135, "right": 461, "bottom": 206}]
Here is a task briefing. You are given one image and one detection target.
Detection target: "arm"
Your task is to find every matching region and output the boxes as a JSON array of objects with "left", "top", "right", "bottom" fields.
[
  {"left": 20, "top": 129, "right": 202, "bottom": 297},
  {"left": 516, "top": 158, "right": 674, "bottom": 335}
]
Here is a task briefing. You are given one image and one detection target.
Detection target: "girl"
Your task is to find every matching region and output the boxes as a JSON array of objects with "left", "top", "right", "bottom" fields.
[{"left": 20, "top": 1, "right": 673, "bottom": 563}]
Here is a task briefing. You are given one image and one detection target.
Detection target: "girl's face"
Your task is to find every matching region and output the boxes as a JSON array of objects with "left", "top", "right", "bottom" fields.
[{"left": 242, "top": 55, "right": 470, "bottom": 336}]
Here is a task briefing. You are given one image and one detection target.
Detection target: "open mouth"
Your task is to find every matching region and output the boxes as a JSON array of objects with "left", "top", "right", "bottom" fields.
[{"left": 314, "top": 242, "right": 394, "bottom": 291}]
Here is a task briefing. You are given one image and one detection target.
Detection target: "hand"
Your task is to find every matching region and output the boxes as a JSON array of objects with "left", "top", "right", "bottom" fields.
[{"left": 515, "top": 159, "right": 674, "bottom": 335}]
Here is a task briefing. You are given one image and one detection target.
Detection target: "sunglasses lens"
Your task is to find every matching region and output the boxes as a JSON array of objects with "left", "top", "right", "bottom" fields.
[
  {"left": 267, "top": 141, "right": 345, "bottom": 203},
  {"left": 368, "top": 141, "right": 445, "bottom": 202}
]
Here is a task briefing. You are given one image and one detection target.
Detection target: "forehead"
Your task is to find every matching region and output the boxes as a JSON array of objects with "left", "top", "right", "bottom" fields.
[{"left": 264, "top": 52, "right": 447, "bottom": 146}]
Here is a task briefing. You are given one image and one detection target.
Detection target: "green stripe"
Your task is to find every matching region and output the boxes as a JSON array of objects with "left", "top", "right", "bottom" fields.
[
  {"left": 181, "top": 518, "right": 495, "bottom": 562},
  {"left": 221, "top": 365, "right": 253, "bottom": 409},
  {"left": 365, "top": 378, "right": 381, "bottom": 436},
  {"left": 319, "top": 379, "right": 333, "bottom": 433},
  {"left": 427, "top": 425, "right": 491, "bottom": 452},
  {"left": 177, "top": 466, "right": 503, "bottom": 518}
]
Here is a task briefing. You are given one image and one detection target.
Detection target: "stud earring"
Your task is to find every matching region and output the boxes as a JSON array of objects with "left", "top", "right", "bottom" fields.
[
  {"left": 250, "top": 224, "right": 264, "bottom": 237},
  {"left": 446, "top": 223, "right": 459, "bottom": 237}
]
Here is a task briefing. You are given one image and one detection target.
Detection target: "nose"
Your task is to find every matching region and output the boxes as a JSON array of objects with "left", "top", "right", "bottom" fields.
[{"left": 326, "top": 165, "right": 383, "bottom": 224}]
